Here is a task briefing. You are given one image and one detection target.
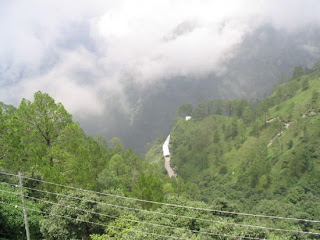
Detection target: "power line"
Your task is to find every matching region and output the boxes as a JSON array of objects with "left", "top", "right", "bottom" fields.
[
  {"left": 19, "top": 186, "right": 320, "bottom": 236},
  {"left": 0, "top": 181, "right": 19, "bottom": 188},
  {"left": 0, "top": 171, "right": 18, "bottom": 178},
  {"left": 2, "top": 186, "right": 320, "bottom": 237},
  {"left": 0, "top": 199, "right": 265, "bottom": 240},
  {"left": 23, "top": 194, "right": 268, "bottom": 240},
  {"left": 15, "top": 173, "right": 320, "bottom": 223},
  {"left": 2, "top": 181, "right": 320, "bottom": 238},
  {"left": 0, "top": 201, "right": 185, "bottom": 240},
  {"left": 1, "top": 170, "right": 320, "bottom": 224},
  {"left": 0, "top": 189, "right": 269, "bottom": 240}
]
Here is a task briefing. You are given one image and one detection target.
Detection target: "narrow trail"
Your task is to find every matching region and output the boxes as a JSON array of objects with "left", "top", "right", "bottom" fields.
[
  {"left": 267, "top": 110, "right": 317, "bottom": 147},
  {"left": 164, "top": 156, "right": 176, "bottom": 178},
  {"left": 267, "top": 120, "right": 292, "bottom": 148}
]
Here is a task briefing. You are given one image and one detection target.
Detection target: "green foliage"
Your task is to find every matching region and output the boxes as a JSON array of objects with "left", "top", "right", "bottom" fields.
[
  {"left": 161, "top": 69, "right": 320, "bottom": 239},
  {"left": 311, "top": 90, "right": 319, "bottom": 109},
  {"left": 0, "top": 91, "right": 147, "bottom": 193},
  {"left": 133, "top": 174, "right": 164, "bottom": 209},
  {"left": 1, "top": 91, "right": 174, "bottom": 238},
  {"left": 1, "top": 68, "right": 320, "bottom": 239},
  {"left": 0, "top": 184, "right": 42, "bottom": 239},
  {"left": 40, "top": 191, "right": 106, "bottom": 240},
  {"left": 190, "top": 99, "right": 251, "bottom": 120},
  {"left": 144, "top": 137, "right": 165, "bottom": 171},
  {"left": 301, "top": 78, "right": 309, "bottom": 90},
  {"left": 0, "top": 102, "right": 16, "bottom": 114},
  {"left": 2, "top": 91, "right": 73, "bottom": 179},
  {"left": 292, "top": 66, "right": 304, "bottom": 80},
  {"left": 108, "top": 154, "right": 126, "bottom": 177},
  {"left": 104, "top": 214, "right": 139, "bottom": 239},
  {"left": 176, "top": 103, "right": 193, "bottom": 117}
]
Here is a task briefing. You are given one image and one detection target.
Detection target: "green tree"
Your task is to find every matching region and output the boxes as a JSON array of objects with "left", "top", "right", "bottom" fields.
[
  {"left": 40, "top": 191, "right": 107, "bottom": 240},
  {"left": 311, "top": 90, "right": 319, "bottom": 109},
  {"left": 213, "top": 131, "right": 220, "bottom": 143},
  {"left": 163, "top": 183, "right": 175, "bottom": 195},
  {"left": 301, "top": 78, "right": 309, "bottom": 90},
  {"left": 0, "top": 102, "right": 16, "bottom": 114},
  {"left": 103, "top": 214, "right": 139, "bottom": 239},
  {"left": 258, "top": 175, "right": 269, "bottom": 189},
  {"left": 226, "top": 100, "right": 234, "bottom": 116},
  {"left": 242, "top": 106, "right": 254, "bottom": 125},
  {"left": 16, "top": 91, "right": 72, "bottom": 168},
  {"left": 109, "top": 154, "right": 127, "bottom": 177},
  {"left": 192, "top": 103, "right": 208, "bottom": 119},
  {"left": 291, "top": 66, "right": 304, "bottom": 80},
  {"left": 176, "top": 104, "right": 193, "bottom": 117},
  {"left": 230, "top": 117, "right": 239, "bottom": 138},
  {"left": 109, "top": 137, "right": 123, "bottom": 153},
  {"left": 235, "top": 99, "right": 249, "bottom": 117},
  {"left": 133, "top": 174, "right": 164, "bottom": 209},
  {"left": 0, "top": 184, "right": 42, "bottom": 239},
  {"left": 0, "top": 108, "right": 8, "bottom": 161},
  {"left": 0, "top": 106, "right": 24, "bottom": 171},
  {"left": 213, "top": 99, "right": 225, "bottom": 115}
]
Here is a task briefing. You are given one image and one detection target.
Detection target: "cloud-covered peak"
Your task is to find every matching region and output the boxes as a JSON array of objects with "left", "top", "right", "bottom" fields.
[{"left": 1, "top": 0, "right": 320, "bottom": 117}]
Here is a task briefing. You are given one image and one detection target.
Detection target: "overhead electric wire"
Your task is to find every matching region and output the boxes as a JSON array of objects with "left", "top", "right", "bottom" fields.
[
  {"left": 0, "top": 200, "right": 269, "bottom": 240},
  {"left": 0, "top": 188, "right": 269, "bottom": 240},
  {"left": 0, "top": 171, "right": 18, "bottom": 178},
  {"left": 0, "top": 201, "right": 185, "bottom": 240},
  {"left": 24, "top": 194, "right": 268, "bottom": 240},
  {"left": 0, "top": 181, "right": 20, "bottom": 188},
  {"left": 18, "top": 185, "right": 320, "bottom": 236},
  {"left": 2, "top": 185, "right": 319, "bottom": 237},
  {"left": 4, "top": 187, "right": 267, "bottom": 239},
  {"left": 1, "top": 177, "right": 320, "bottom": 238},
  {"left": 1, "top": 170, "right": 320, "bottom": 225},
  {"left": 1, "top": 170, "right": 320, "bottom": 223},
  {"left": 10, "top": 173, "right": 320, "bottom": 224}
]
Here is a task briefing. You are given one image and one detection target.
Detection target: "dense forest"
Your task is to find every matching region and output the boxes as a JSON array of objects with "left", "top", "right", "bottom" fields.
[
  {"left": 1, "top": 65, "right": 320, "bottom": 239},
  {"left": 146, "top": 65, "right": 320, "bottom": 239}
]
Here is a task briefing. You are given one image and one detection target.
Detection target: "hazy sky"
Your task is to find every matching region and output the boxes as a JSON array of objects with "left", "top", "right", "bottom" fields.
[{"left": 1, "top": 0, "right": 320, "bottom": 117}]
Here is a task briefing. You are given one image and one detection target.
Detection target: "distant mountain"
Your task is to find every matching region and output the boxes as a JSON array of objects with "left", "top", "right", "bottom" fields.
[{"left": 82, "top": 24, "right": 320, "bottom": 154}]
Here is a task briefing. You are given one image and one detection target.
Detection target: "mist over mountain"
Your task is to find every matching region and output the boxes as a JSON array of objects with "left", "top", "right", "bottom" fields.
[
  {"left": 80, "top": 24, "right": 320, "bottom": 153},
  {"left": 2, "top": 2, "right": 320, "bottom": 238},
  {"left": 1, "top": 1, "right": 320, "bottom": 153}
]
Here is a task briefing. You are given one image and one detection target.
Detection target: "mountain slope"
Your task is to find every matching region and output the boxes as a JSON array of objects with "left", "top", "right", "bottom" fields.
[
  {"left": 146, "top": 68, "right": 320, "bottom": 225},
  {"left": 82, "top": 25, "right": 320, "bottom": 154}
]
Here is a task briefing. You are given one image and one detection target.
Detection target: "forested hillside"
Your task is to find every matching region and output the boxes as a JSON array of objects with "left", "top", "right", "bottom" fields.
[
  {"left": 0, "top": 92, "right": 169, "bottom": 239},
  {"left": 160, "top": 66, "right": 320, "bottom": 234},
  {"left": 1, "top": 66, "right": 320, "bottom": 239}
]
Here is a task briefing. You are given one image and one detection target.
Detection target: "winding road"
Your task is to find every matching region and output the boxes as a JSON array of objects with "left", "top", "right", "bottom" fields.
[{"left": 162, "top": 135, "right": 177, "bottom": 177}]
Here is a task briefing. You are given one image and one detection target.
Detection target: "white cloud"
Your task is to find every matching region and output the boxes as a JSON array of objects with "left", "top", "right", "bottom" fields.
[
  {"left": 13, "top": 47, "right": 106, "bottom": 115},
  {"left": 1, "top": 0, "right": 320, "bottom": 116}
]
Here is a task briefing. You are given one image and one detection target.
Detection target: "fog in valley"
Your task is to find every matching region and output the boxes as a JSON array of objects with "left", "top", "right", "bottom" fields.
[{"left": 1, "top": 0, "right": 320, "bottom": 153}]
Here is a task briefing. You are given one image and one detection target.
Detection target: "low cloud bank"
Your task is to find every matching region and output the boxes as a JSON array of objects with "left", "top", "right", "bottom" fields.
[{"left": 1, "top": 0, "right": 320, "bottom": 116}]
